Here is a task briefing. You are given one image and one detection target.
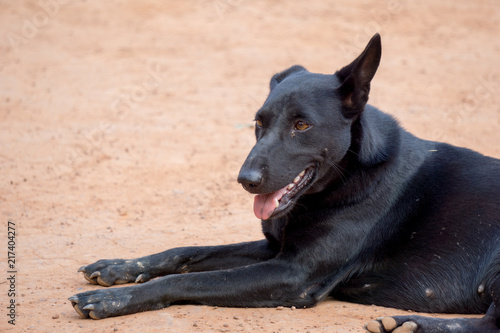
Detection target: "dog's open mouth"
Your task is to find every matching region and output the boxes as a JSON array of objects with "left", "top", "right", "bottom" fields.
[{"left": 253, "top": 166, "right": 315, "bottom": 220}]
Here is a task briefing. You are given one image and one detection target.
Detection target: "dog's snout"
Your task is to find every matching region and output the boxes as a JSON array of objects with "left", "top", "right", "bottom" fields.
[{"left": 237, "top": 169, "right": 263, "bottom": 190}]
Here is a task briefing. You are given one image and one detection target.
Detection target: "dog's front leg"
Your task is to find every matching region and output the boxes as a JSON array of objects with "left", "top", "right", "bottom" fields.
[
  {"left": 78, "top": 239, "right": 277, "bottom": 286},
  {"left": 70, "top": 258, "right": 321, "bottom": 319}
]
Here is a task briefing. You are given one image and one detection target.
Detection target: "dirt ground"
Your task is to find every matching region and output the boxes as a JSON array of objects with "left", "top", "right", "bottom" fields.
[{"left": 1, "top": 0, "right": 499, "bottom": 332}]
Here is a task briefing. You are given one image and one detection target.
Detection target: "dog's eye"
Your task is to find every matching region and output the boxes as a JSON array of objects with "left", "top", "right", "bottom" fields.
[
  {"left": 255, "top": 119, "right": 263, "bottom": 127},
  {"left": 294, "top": 121, "right": 310, "bottom": 131}
]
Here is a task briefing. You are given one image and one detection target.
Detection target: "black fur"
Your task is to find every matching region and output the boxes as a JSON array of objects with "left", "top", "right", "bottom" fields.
[{"left": 69, "top": 34, "right": 500, "bottom": 332}]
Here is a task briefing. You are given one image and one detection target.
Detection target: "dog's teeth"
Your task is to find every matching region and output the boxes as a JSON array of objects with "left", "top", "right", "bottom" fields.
[
  {"left": 275, "top": 199, "right": 280, "bottom": 208},
  {"left": 287, "top": 183, "right": 295, "bottom": 190},
  {"left": 299, "top": 170, "right": 305, "bottom": 177},
  {"left": 293, "top": 175, "right": 301, "bottom": 183}
]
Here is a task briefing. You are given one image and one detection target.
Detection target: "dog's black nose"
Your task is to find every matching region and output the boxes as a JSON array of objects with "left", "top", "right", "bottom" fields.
[{"left": 237, "top": 169, "right": 263, "bottom": 190}]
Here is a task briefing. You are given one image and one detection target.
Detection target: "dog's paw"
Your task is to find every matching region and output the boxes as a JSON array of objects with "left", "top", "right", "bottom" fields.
[
  {"left": 78, "top": 259, "right": 151, "bottom": 287},
  {"left": 366, "top": 317, "right": 417, "bottom": 333},
  {"left": 69, "top": 288, "right": 135, "bottom": 319},
  {"left": 69, "top": 283, "right": 171, "bottom": 319},
  {"left": 366, "top": 313, "right": 499, "bottom": 333}
]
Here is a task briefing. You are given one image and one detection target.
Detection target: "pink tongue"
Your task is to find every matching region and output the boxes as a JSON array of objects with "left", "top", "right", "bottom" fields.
[{"left": 253, "top": 187, "right": 288, "bottom": 220}]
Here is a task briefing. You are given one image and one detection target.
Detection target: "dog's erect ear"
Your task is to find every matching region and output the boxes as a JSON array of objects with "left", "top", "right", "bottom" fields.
[
  {"left": 336, "top": 33, "right": 381, "bottom": 116},
  {"left": 270, "top": 65, "right": 307, "bottom": 90}
]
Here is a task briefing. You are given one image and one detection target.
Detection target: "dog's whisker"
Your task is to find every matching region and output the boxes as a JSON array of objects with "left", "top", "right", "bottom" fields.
[
  {"left": 347, "top": 148, "right": 362, "bottom": 158},
  {"left": 325, "top": 160, "right": 349, "bottom": 186}
]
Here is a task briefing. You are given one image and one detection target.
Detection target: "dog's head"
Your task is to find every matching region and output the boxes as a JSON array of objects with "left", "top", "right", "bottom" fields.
[{"left": 238, "top": 34, "right": 382, "bottom": 220}]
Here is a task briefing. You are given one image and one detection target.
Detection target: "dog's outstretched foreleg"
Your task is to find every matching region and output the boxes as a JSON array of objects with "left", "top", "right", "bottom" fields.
[
  {"left": 77, "top": 239, "right": 277, "bottom": 286},
  {"left": 70, "top": 258, "right": 322, "bottom": 319}
]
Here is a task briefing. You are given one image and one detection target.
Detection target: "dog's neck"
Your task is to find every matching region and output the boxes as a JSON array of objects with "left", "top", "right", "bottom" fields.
[{"left": 304, "top": 105, "right": 402, "bottom": 208}]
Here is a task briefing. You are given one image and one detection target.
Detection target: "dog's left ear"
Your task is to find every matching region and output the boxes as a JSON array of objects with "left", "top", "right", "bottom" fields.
[
  {"left": 336, "top": 33, "right": 381, "bottom": 117},
  {"left": 270, "top": 65, "right": 307, "bottom": 90}
]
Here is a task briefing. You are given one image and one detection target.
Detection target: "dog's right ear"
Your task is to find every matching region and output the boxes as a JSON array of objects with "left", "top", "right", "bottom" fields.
[
  {"left": 336, "top": 33, "right": 381, "bottom": 117},
  {"left": 270, "top": 65, "right": 307, "bottom": 90}
]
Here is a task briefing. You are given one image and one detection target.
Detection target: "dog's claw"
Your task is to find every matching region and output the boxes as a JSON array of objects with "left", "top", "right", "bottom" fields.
[
  {"left": 68, "top": 295, "right": 79, "bottom": 303},
  {"left": 135, "top": 274, "right": 146, "bottom": 283},
  {"left": 365, "top": 320, "right": 382, "bottom": 333},
  {"left": 90, "top": 271, "right": 101, "bottom": 279},
  {"left": 366, "top": 317, "right": 418, "bottom": 333},
  {"left": 78, "top": 265, "right": 86, "bottom": 273},
  {"left": 83, "top": 304, "right": 95, "bottom": 311},
  {"left": 96, "top": 276, "right": 112, "bottom": 287},
  {"left": 397, "top": 321, "right": 418, "bottom": 333},
  {"left": 72, "top": 303, "right": 87, "bottom": 318},
  {"left": 88, "top": 311, "right": 100, "bottom": 320},
  {"left": 114, "top": 279, "right": 128, "bottom": 285},
  {"left": 381, "top": 317, "right": 397, "bottom": 331}
]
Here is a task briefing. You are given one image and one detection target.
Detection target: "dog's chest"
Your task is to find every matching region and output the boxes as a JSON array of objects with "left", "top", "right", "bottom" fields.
[{"left": 262, "top": 218, "right": 288, "bottom": 247}]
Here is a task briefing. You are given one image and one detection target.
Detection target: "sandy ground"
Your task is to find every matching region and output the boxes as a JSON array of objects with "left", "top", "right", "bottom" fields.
[{"left": 1, "top": 0, "right": 500, "bottom": 332}]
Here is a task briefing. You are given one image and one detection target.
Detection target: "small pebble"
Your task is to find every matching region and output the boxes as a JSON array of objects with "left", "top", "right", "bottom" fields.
[{"left": 52, "top": 314, "right": 59, "bottom": 319}]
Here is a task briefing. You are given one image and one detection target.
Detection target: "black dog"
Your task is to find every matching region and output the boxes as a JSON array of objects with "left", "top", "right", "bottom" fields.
[{"left": 69, "top": 34, "right": 500, "bottom": 332}]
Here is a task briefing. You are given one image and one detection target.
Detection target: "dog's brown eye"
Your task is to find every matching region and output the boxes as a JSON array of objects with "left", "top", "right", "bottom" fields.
[
  {"left": 294, "top": 121, "right": 310, "bottom": 131},
  {"left": 255, "top": 119, "right": 263, "bottom": 127}
]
